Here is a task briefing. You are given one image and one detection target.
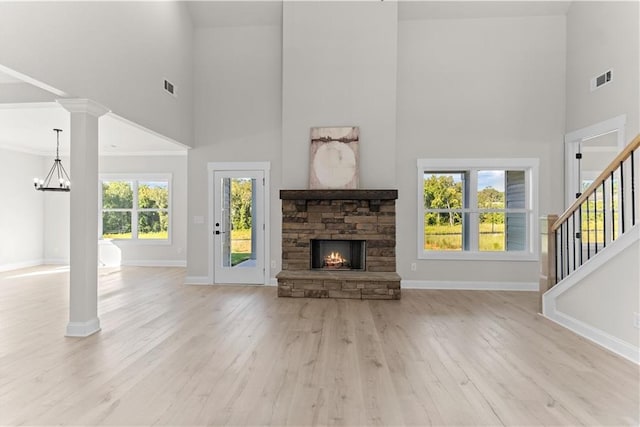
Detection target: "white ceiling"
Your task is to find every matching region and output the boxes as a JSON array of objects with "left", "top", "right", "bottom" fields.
[
  {"left": 0, "top": 67, "right": 187, "bottom": 156},
  {"left": 0, "top": 0, "right": 571, "bottom": 156},
  {"left": 187, "top": 1, "right": 283, "bottom": 28},
  {"left": 186, "top": 1, "right": 570, "bottom": 28},
  {"left": 0, "top": 70, "right": 21, "bottom": 84},
  {"left": 0, "top": 103, "right": 188, "bottom": 156},
  {"left": 398, "top": 1, "right": 571, "bottom": 21}
]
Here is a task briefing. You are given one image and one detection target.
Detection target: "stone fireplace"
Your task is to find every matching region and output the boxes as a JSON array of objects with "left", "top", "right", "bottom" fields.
[{"left": 276, "top": 189, "right": 400, "bottom": 300}]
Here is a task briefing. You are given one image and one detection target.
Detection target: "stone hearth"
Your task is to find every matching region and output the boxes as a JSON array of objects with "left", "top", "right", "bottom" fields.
[{"left": 277, "top": 189, "right": 400, "bottom": 300}]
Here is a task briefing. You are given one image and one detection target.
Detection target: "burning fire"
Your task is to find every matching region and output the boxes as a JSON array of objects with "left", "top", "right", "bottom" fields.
[{"left": 324, "top": 251, "right": 347, "bottom": 268}]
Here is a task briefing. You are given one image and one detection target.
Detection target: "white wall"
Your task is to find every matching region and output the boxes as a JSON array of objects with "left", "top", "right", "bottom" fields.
[
  {"left": 565, "top": 1, "right": 640, "bottom": 139},
  {"left": 556, "top": 237, "right": 639, "bottom": 348},
  {"left": 43, "top": 180, "right": 70, "bottom": 264},
  {"left": 281, "top": 1, "right": 398, "bottom": 189},
  {"left": 100, "top": 155, "right": 188, "bottom": 266},
  {"left": 396, "top": 15, "right": 566, "bottom": 284},
  {"left": 0, "top": 2, "right": 194, "bottom": 146},
  {"left": 186, "top": 2, "right": 398, "bottom": 280},
  {"left": 0, "top": 149, "right": 44, "bottom": 271},
  {"left": 550, "top": 0, "right": 640, "bottom": 362},
  {"left": 187, "top": 25, "right": 283, "bottom": 279},
  {"left": 186, "top": 5, "right": 569, "bottom": 287},
  {"left": 544, "top": 228, "right": 640, "bottom": 362},
  {"left": 42, "top": 154, "right": 188, "bottom": 267}
]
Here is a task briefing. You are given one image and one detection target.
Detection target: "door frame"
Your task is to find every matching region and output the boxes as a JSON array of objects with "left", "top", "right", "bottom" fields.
[
  {"left": 564, "top": 114, "right": 626, "bottom": 209},
  {"left": 207, "top": 161, "right": 271, "bottom": 285}
]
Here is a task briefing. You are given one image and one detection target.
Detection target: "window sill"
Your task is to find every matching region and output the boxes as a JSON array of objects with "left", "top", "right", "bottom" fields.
[
  {"left": 419, "top": 252, "right": 538, "bottom": 261},
  {"left": 99, "top": 238, "right": 172, "bottom": 246}
]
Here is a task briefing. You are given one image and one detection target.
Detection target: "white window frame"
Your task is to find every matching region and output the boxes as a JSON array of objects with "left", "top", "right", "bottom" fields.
[
  {"left": 417, "top": 158, "right": 539, "bottom": 261},
  {"left": 98, "top": 173, "right": 172, "bottom": 245}
]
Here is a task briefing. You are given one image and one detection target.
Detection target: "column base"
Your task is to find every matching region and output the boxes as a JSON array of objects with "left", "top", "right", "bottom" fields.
[{"left": 65, "top": 318, "right": 101, "bottom": 337}]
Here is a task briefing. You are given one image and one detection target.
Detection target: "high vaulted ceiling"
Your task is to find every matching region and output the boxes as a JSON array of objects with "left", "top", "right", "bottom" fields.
[
  {"left": 1, "top": 0, "right": 572, "bottom": 156},
  {"left": 0, "top": 103, "right": 188, "bottom": 156},
  {"left": 0, "top": 69, "right": 188, "bottom": 156},
  {"left": 185, "top": 1, "right": 571, "bottom": 28},
  {"left": 398, "top": 1, "right": 571, "bottom": 21},
  {"left": 187, "top": 1, "right": 283, "bottom": 28}
]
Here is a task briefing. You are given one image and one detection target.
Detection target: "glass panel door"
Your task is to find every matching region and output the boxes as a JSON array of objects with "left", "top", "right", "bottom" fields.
[{"left": 213, "top": 170, "right": 264, "bottom": 284}]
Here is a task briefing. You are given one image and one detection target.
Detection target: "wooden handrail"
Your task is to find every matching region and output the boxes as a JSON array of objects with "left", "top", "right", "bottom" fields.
[{"left": 552, "top": 134, "right": 640, "bottom": 230}]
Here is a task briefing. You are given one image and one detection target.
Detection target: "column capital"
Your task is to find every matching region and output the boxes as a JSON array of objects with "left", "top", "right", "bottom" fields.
[{"left": 57, "top": 98, "right": 110, "bottom": 117}]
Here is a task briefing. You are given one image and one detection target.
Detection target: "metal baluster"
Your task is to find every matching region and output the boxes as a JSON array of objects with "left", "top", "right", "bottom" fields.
[
  {"left": 621, "top": 161, "right": 625, "bottom": 233},
  {"left": 578, "top": 204, "right": 583, "bottom": 267},
  {"left": 565, "top": 223, "right": 570, "bottom": 278},
  {"left": 572, "top": 211, "right": 576, "bottom": 273},
  {"left": 559, "top": 225, "right": 564, "bottom": 281},
  {"left": 602, "top": 180, "right": 606, "bottom": 248},
  {"left": 586, "top": 194, "right": 591, "bottom": 260},
  {"left": 611, "top": 171, "right": 616, "bottom": 241},
  {"left": 555, "top": 228, "right": 559, "bottom": 283},
  {"left": 594, "top": 187, "right": 599, "bottom": 255},
  {"left": 631, "top": 149, "right": 636, "bottom": 226}
]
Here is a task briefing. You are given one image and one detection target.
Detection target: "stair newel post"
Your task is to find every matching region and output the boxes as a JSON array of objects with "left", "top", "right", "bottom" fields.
[{"left": 539, "top": 214, "right": 558, "bottom": 312}]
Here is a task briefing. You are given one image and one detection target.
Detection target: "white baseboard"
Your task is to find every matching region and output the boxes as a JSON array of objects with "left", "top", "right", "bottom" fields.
[
  {"left": 42, "top": 259, "right": 187, "bottom": 268},
  {"left": 186, "top": 277, "right": 276, "bottom": 286},
  {"left": 543, "top": 309, "right": 639, "bottom": 365},
  {"left": 184, "top": 276, "right": 211, "bottom": 285},
  {"left": 541, "top": 226, "right": 639, "bottom": 364},
  {"left": 66, "top": 318, "right": 101, "bottom": 338},
  {"left": 402, "top": 280, "right": 538, "bottom": 291},
  {"left": 120, "top": 260, "right": 186, "bottom": 267},
  {"left": 0, "top": 259, "right": 44, "bottom": 272}
]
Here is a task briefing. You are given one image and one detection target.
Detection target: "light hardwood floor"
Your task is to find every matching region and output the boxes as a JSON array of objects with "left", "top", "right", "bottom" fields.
[{"left": 0, "top": 266, "right": 638, "bottom": 426}]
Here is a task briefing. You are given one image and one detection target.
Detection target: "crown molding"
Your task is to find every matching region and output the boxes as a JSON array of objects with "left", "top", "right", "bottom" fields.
[
  {"left": 0, "top": 101, "right": 61, "bottom": 110},
  {"left": 0, "top": 142, "right": 50, "bottom": 156},
  {"left": 56, "top": 98, "right": 110, "bottom": 117},
  {"left": 0, "top": 64, "right": 69, "bottom": 97},
  {"left": 106, "top": 112, "right": 190, "bottom": 150}
]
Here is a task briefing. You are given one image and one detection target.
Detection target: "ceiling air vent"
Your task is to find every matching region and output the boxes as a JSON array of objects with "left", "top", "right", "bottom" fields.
[
  {"left": 590, "top": 69, "right": 612, "bottom": 91},
  {"left": 163, "top": 79, "right": 177, "bottom": 97}
]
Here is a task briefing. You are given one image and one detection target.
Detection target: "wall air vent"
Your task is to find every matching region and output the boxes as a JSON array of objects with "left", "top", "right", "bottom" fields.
[
  {"left": 590, "top": 69, "right": 612, "bottom": 91},
  {"left": 163, "top": 79, "right": 177, "bottom": 97}
]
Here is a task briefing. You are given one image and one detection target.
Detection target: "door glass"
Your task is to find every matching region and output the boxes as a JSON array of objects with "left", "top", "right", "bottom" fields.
[
  {"left": 579, "top": 132, "right": 619, "bottom": 251},
  {"left": 580, "top": 132, "right": 618, "bottom": 189},
  {"left": 221, "top": 177, "right": 256, "bottom": 268}
]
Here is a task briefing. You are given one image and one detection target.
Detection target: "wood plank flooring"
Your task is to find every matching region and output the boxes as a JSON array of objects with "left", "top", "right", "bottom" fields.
[{"left": 0, "top": 265, "right": 637, "bottom": 426}]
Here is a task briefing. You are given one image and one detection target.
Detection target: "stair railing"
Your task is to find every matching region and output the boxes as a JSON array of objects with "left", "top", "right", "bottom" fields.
[{"left": 540, "top": 134, "right": 639, "bottom": 303}]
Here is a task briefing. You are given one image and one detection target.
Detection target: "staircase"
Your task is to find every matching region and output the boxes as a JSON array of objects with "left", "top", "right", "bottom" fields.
[{"left": 540, "top": 134, "right": 640, "bottom": 364}]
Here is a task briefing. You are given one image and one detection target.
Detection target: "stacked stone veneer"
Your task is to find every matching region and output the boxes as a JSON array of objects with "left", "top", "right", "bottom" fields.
[{"left": 277, "top": 190, "right": 400, "bottom": 300}]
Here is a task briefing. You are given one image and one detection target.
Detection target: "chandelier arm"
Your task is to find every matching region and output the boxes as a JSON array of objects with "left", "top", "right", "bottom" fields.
[
  {"left": 42, "top": 162, "right": 59, "bottom": 187},
  {"left": 58, "top": 161, "right": 71, "bottom": 182}
]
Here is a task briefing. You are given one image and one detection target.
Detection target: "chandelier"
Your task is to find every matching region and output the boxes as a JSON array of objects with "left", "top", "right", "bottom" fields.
[{"left": 34, "top": 129, "right": 70, "bottom": 192}]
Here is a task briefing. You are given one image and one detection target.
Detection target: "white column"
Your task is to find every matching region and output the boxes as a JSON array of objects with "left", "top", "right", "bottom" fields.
[{"left": 57, "top": 99, "right": 109, "bottom": 337}]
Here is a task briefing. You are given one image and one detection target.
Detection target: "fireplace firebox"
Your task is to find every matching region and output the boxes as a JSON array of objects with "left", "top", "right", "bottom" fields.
[{"left": 311, "top": 239, "right": 365, "bottom": 270}]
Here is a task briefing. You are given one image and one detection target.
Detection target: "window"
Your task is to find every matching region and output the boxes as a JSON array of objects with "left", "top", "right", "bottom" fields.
[
  {"left": 100, "top": 174, "right": 171, "bottom": 242},
  {"left": 417, "top": 159, "right": 538, "bottom": 260}
]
